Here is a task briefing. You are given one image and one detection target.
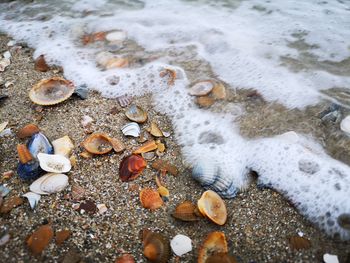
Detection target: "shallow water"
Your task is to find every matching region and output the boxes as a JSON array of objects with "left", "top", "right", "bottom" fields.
[{"left": 1, "top": 0, "right": 350, "bottom": 240}]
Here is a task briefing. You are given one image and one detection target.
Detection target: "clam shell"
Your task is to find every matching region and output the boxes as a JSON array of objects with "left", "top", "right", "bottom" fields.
[
  {"left": 27, "top": 132, "right": 54, "bottom": 159},
  {"left": 125, "top": 105, "right": 148, "bottom": 123},
  {"left": 105, "top": 30, "right": 127, "bottom": 43},
  {"left": 170, "top": 234, "right": 192, "bottom": 256},
  {"left": 30, "top": 173, "right": 52, "bottom": 195},
  {"left": 143, "top": 229, "right": 170, "bottom": 263},
  {"left": 133, "top": 140, "right": 158, "bottom": 154},
  {"left": 17, "top": 124, "right": 40, "bottom": 139},
  {"left": 37, "top": 153, "right": 71, "bottom": 173},
  {"left": 188, "top": 80, "right": 214, "bottom": 96},
  {"left": 139, "top": 188, "right": 163, "bottom": 210},
  {"left": 119, "top": 154, "right": 147, "bottom": 182},
  {"left": 197, "top": 190, "right": 227, "bottom": 225},
  {"left": 198, "top": 232, "right": 228, "bottom": 263},
  {"left": 172, "top": 201, "right": 199, "bottom": 222},
  {"left": 52, "top": 135, "right": 74, "bottom": 157},
  {"left": 29, "top": 77, "right": 75, "bottom": 106},
  {"left": 117, "top": 95, "right": 132, "bottom": 108},
  {"left": 30, "top": 173, "right": 69, "bottom": 195},
  {"left": 121, "top": 122, "right": 141, "bottom": 137},
  {"left": 82, "top": 133, "right": 113, "bottom": 155},
  {"left": 23, "top": 192, "right": 41, "bottom": 210}
]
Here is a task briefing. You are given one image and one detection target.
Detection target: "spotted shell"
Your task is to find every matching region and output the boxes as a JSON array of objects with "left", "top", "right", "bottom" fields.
[
  {"left": 197, "top": 190, "right": 227, "bottom": 225},
  {"left": 172, "top": 201, "right": 199, "bottom": 222},
  {"left": 140, "top": 188, "right": 163, "bottom": 210},
  {"left": 82, "top": 133, "right": 113, "bottom": 155},
  {"left": 143, "top": 229, "right": 170, "bottom": 263},
  {"left": 17, "top": 124, "right": 40, "bottom": 139},
  {"left": 119, "top": 155, "right": 147, "bottom": 182},
  {"left": 29, "top": 77, "right": 75, "bottom": 106},
  {"left": 198, "top": 232, "right": 228, "bottom": 263}
]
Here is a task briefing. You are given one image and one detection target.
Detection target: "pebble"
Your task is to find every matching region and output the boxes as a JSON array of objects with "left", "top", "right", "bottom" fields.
[
  {"left": 323, "top": 253, "right": 339, "bottom": 263},
  {"left": 170, "top": 234, "right": 192, "bottom": 256}
]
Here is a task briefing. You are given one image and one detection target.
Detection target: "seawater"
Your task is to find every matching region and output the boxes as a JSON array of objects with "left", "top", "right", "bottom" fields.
[{"left": 1, "top": 0, "right": 350, "bottom": 240}]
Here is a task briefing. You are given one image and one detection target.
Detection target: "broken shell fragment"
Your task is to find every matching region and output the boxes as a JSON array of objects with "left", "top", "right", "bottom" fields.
[
  {"left": 37, "top": 153, "right": 71, "bottom": 173},
  {"left": 52, "top": 135, "right": 74, "bottom": 157},
  {"left": 140, "top": 188, "right": 164, "bottom": 210},
  {"left": 109, "top": 137, "right": 125, "bottom": 153},
  {"left": 198, "top": 232, "right": 228, "bottom": 263},
  {"left": 26, "top": 224, "right": 53, "bottom": 255},
  {"left": 133, "top": 140, "right": 158, "bottom": 154},
  {"left": 82, "top": 133, "right": 113, "bottom": 155},
  {"left": 196, "top": 96, "right": 215, "bottom": 108},
  {"left": 29, "top": 77, "right": 75, "bottom": 106},
  {"left": 34, "top": 55, "right": 49, "bottom": 72},
  {"left": 150, "top": 122, "right": 163, "bottom": 137},
  {"left": 121, "top": 122, "right": 141, "bottom": 137},
  {"left": 30, "top": 173, "right": 69, "bottom": 195},
  {"left": 172, "top": 201, "right": 199, "bottom": 222},
  {"left": 105, "top": 57, "right": 129, "bottom": 69},
  {"left": 17, "top": 124, "right": 40, "bottom": 139},
  {"left": 23, "top": 192, "right": 41, "bottom": 210},
  {"left": 119, "top": 155, "right": 147, "bottom": 182},
  {"left": 125, "top": 105, "right": 148, "bottom": 123},
  {"left": 170, "top": 234, "right": 192, "bottom": 256},
  {"left": 188, "top": 80, "right": 214, "bottom": 96},
  {"left": 157, "top": 186, "right": 169, "bottom": 198},
  {"left": 143, "top": 229, "right": 170, "bottom": 263},
  {"left": 197, "top": 190, "right": 227, "bottom": 225},
  {"left": 152, "top": 159, "right": 178, "bottom": 176}
]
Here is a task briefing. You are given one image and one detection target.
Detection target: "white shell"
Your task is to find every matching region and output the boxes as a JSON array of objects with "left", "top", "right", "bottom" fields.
[
  {"left": 23, "top": 192, "right": 41, "bottom": 209},
  {"left": 37, "top": 153, "right": 71, "bottom": 173},
  {"left": 340, "top": 116, "right": 350, "bottom": 135},
  {"left": 121, "top": 122, "right": 140, "bottom": 137},
  {"left": 40, "top": 173, "right": 69, "bottom": 194},
  {"left": 170, "top": 234, "right": 192, "bottom": 256},
  {"left": 105, "top": 30, "right": 127, "bottom": 43},
  {"left": 188, "top": 81, "right": 214, "bottom": 96},
  {"left": 30, "top": 174, "right": 52, "bottom": 195},
  {"left": 275, "top": 131, "right": 299, "bottom": 144},
  {"left": 323, "top": 254, "right": 339, "bottom": 263},
  {"left": 52, "top": 135, "right": 74, "bottom": 157}
]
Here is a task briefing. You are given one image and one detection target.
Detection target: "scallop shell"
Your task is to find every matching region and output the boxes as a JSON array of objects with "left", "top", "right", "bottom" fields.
[
  {"left": 17, "top": 124, "right": 40, "bottom": 139},
  {"left": 188, "top": 80, "right": 215, "bottom": 96},
  {"left": 133, "top": 140, "right": 158, "bottom": 154},
  {"left": 170, "top": 234, "right": 192, "bottom": 256},
  {"left": 206, "top": 253, "right": 237, "bottom": 263},
  {"left": 143, "top": 229, "right": 170, "bottom": 263},
  {"left": 30, "top": 173, "right": 68, "bottom": 195},
  {"left": 172, "top": 201, "right": 199, "bottom": 222},
  {"left": 139, "top": 188, "right": 163, "bottom": 210},
  {"left": 82, "top": 133, "right": 113, "bottom": 155},
  {"left": 115, "top": 254, "right": 135, "bottom": 263},
  {"left": 197, "top": 190, "right": 227, "bottom": 225},
  {"left": 125, "top": 105, "right": 148, "bottom": 123},
  {"left": 117, "top": 95, "right": 132, "bottom": 108},
  {"left": 52, "top": 135, "right": 74, "bottom": 157},
  {"left": 37, "top": 153, "right": 71, "bottom": 173},
  {"left": 23, "top": 192, "right": 41, "bottom": 209},
  {"left": 198, "top": 232, "right": 228, "bottom": 263},
  {"left": 119, "top": 155, "right": 147, "bottom": 182},
  {"left": 29, "top": 77, "right": 75, "bottom": 106},
  {"left": 121, "top": 122, "right": 141, "bottom": 137}
]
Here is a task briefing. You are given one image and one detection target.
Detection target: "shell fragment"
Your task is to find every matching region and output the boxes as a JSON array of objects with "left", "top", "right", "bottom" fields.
[{"left": 23, "top": 192, "right": 41, "bottom": 209}]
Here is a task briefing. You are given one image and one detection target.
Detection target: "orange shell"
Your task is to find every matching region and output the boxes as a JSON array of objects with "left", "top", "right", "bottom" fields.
[
  {"left": 197, "top": 190, "right": 227, "bottom": 225},
  {"left": 17, "top": 124, "right": 40, "bottom": 139},
  {"left": 172, "top": 200, "right": 199, "bottom": 222},
  {"left": 140, "top": 188, "right": 163, "bottom": 210},
  {"left": 143, "top": 229, "right": 170, "bottom": 263},
  {"left": 26, "top": 224, "right": 54, "bottom": 255},
  {"left": 206, "top": 253, "right": 237, "bottom": 263},
  {"left": 151, "top": 159, "right": 178, "bottom": 176},
  {"left": 289, "top": 236, "right": 311, "bottom": 250},
  {"left": 17, "top": 144, "right": 33, "bottom": 164},
  {"left": 109, "top": 137, "right": 125, "bottom": 153},
  {"left": 119, "top": 155, "right": 147, "bottom": 182},
  {"left": 133, "top": 140, "right": 158, "bottom": 154},
  {"left": 82, "top": 133, "right": 113, "bottom": 155},
  {"left": 115, "top": 254, "right": 135, "bottom": 263},
  {"left": 29, "top": 77, "right": 75, "bottom": 106},
  {"left": 198, "top": 232, "right": 228, "bottom": 263}
]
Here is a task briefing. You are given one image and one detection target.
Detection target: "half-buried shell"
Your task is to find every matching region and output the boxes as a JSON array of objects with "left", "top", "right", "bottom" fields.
[
  {"left": 82, "top": 133, "right": 113, "bottom": 155},
  {"left": 119, "top": 155, "right": 147, "bottom": 182},
  {"left": 197, "top": 190, "right": 227, "bottom": 225},
  {"left": 140, "top": 188, "right": 163, "bottom": 210},
  {"left": 143, "top": 229, "right": 170, "bottom": 263},
  {"left": 198, "top": 232, "right": 228, "bottom": 263},
  {"left": 30, "top": 173, "right": 69, "bottom": 195},
  {"left": 37, "top": 153, "right": 71, "bottom": 173},
  {"left": 29, "top": 77, "right": 75, "bottom": 106},
  {"left": 125, "top": 105, "right": 148, "bottom": 123}
]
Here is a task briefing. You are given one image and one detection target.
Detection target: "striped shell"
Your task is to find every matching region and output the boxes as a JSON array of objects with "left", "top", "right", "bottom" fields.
[
  {"left": 143, "top": 229, "right": 170, "bottom": 263},
  {"left": 197, "top": 190, "right": 227, "bottom": 225},
  {"left": 172, "top": 201, "right": 199, "bottom": 222},
  {"left": 140, "top": 188, "right": 163, "bottom": 210}
]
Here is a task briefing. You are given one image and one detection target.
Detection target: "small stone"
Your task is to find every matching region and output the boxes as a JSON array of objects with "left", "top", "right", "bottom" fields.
[
  {"left": 26, "top": 224, "right": 54, "bottom": 255},
  {"left": 34, "top": 55, "right": 49, "bottom": 72},
  {"left": 323, "top": 253, "right": 339, "bottom": 263},
  {"left": 97, "top": 204, "right": 108, "bottom": 215},
  {"left": 81, "top": 115, "right": 93, "bottom": 127},
  {"left": 0, "top": 196, "right": 23, "bottom": 214},
  {"left": 78, "top": 200, "right": 97, "bottom": 214},
  {"left": 2, "top": 171, "right": 13, "bottom": 180},
  {"left": 56, "top": 230, "right": 71, "bottom": 245},
  {"left": 0, "top": 233, "right": 10, "bottom": 246}
]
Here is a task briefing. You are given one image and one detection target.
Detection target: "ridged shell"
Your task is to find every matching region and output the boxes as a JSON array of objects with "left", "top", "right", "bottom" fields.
[
  {"left": 172, "top": 201, "right": 199, "bottom": 222},
  {"left": 133, "top": 140, "right": 158, "bottom": 154},
  {"left": 198, "top": 232, "right": 228, "bottom": 263},
  {"left": 30, "top": 173, "right": 68, "bottom": 195},
  {"left": 117, "top": 95, "right": 132, "bottom": 108},
  {"left": 29, "top": 77, "right": 75, "bottom": 106},
  {"left": 52, "top": 135, "right": 74, "bottom": 157},
  {"left": 82, "top": 133, "right": 113, "bottom": 155},
  {"left": 17, "top": 124, "right": 40, "bottom": 139},
  {"left": 119, "top": 155, "right": 147, "bottom": 182},
  {"left": 151, "top": 160, "right": 178, "bottom": 176},
  {"left": 140, "top": 188, "right": 163, "bottom": 210},
  {"left": 125, "top": 105, "right": 148, "bottom": 123},
  {"left": 17, "top": 144, "right": 33, "bottom": 164},
  {"left": 197, "top": 190, "right": 227, "bottom": 225},
  {"left": 27, "top": 132, "right": 54, "bottom": 159},
  {"left": 115, "top": 254, "right": 135, "bottom": 263},
  {"left": 17, "top": 144, "right": 42, "bottom": 180},
  {"left": 121, "top": 122, "right": 141, "bottom": 137},
  {"left": 289, "top": 236, "right": 311, "bottom": 250},
  {"left": 37, "top": 153, "right": 71, "bottom": 173},
  {"left": 206, "top": 253, "right": 237, "bottom": 263},
  {"left": 188, "top": 80, "right": 214, "bottom": 96},
  {"left": 143, "top": 229, "right": 170, "bottom": 263}
]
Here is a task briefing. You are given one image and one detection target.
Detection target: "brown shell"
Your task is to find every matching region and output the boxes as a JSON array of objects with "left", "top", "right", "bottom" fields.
[
  {"left": 289, "top": 236, "right": 311, "bottom": 250},
  {"left": 172, "top": 201, "right": 199, "bottom": 222},
  {"left": 17, "top": 124, "right": 40, "bottom": 139},
  {"left": 29, "top": 77, "right": 75, "bottom": 106},
  {"left": 337, "top": 213, "right": 350, "bottom": 230},
  {"left": 143, "top": 229, "right": 170, "bottom": 263},
  {"left": 212, "top": 82, "right": 226, "bottom": 100},
  {"left": 26, "top": 224, "right": 54, "bottom": 255},
  {"left": 151, "top": 159, "right": 178, "bottom": 176},
  {"left": 0, "top": 196, "right": 23, "bottom": 214},
  {"left": 198, "top": 232, "right": 228, "bottom": 263},
  {"left": 109, "top": 137, "right": 125, "bottom": 153},
  {"left": 82, "top": 133, "right": 113, "bottom": 155},
  {"left": 157, "top": 186, "right": 169, "bottom": 198},
  {"left": 196, "top": 96, "right": 215, "bottom": 108},
  {"left": 197, "top": 190, "right": 227, "bottom": 225},
  {"left": 82, "top": 31, "right": 107, "bottom": 45},
  {"left": 205, "top": 253, "right": 237, "bottom": 263},
  {"left": 17, "top": 144, "right": 33, "bottom": 164},
  {"left": 125, "top": 105, "right": 148, "bottom": 123},
  {"left": 133, "top": 140, "right": 158, "bottom": 154},
  {"left": 34, "top": 55, "right": 49, "bottom": 72},
  {"left": 115, "top": 254, "right": 136, "bottom": 263},
  {"left": 55, "top": 230, "right": 71, "bottom": 245},
  {"left": 140, "top": 188, "right": 163, "bottom": 210},
  {"left": 119, "top": 155, "right": 147, "bottom": 182}
]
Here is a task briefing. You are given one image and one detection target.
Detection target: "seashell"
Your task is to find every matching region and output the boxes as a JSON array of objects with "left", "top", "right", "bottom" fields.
[
  {"left": 211, "top": 82, "right": 226, "bottom": 100},
  {"left": 37, "top": 153, "right": 71, "bottom": 173},
  {"left": 170, "top": 234, "right": 192, "bottom": 256},
  {"left": 142, "top": 151, "right": 156, "bottom": 161},
  {"left": 115, "top": 254, "right": 135, "bottom": 263},
  {"left": 17, "top": 144, "right": 42, "bottom": 180},
  {"left": 139, "top": 188, "right": 164, "bottom": 210},
  {"left": 106, "top": 30, "right": 127, "bottom": 43},
  {"left": 34, "top": 55, "right": 49, "bottom": 72},
  {"left": 71, "top": 184, "right": 85, "bottom": 201},
  {"left": 323, "top": 254, "right": 339, "bottom": 263},
  {"left": 0, "top": 121, "right": 8, "bottom": 133},
  {"left": 29, "top": 77, "right": 75, "bottom": 106},
  {"left": 52, "top": 135, "right": 74, "bottom": 157},
  {"left": 206, "top": 253, "right": 237, "bottom": 263},
  {"left": 82, "top": 31, "right": 106, "bottom": 45},
  {"left": 55, "top": 230, "right": 71, "bottom": 245},
  {"left": 0, "top": 196, "right": 23, "bottom": 214},
  {"left": 198, "top": 232, "right": 228, "bottom": 263},
  {"left": 23, "top": 192, "right": 41, "bottom": 209},
  {"left": 337, "top": 213, "right": 350, "bottom": 230},
  {"left": 133, "top": 140, "right": 158, "bottom": 154},
  {"left": 125, "top": 105, "right": 148, "bottom": 123},
  {"left": 143, "top": 229, "right": 170, "bottom": 263},
  {"left": 117, "top": 95, "right": 132, "bottom": 108},
  {"left": 82, "top": 133, "right": 113, "bottom": 155},
  {"left": 340, "top": 116, "right": 350, "bottom": 135},
  {"left": 109, "top": 137, "right": 125, "bottom": 153},
  {"left": 152, "top": 159, "right": 178, "bottom": 176},
  {"left": 156, "top": 142, "right": 165, "bottom": 153},
  {"left": 157, "top": 186, "right": 169, "bottom": 198},
  {"left": 17, "top": 124, "right": 40, "bottom": 139},
  {"left": 119, "top": 154, "right": 147, "bottom": 182},
  {"left": 30, "top": 173, "right": 69, "bottom": 195},
  {"left": 26, "top": 224, "right": 53, "bottom": 255},
  {"left": 289, "top": 236, "right": 311, "bottom": 250},
  {"left": 150, "top": 122, "right": 163, "bottom": 137},
  {"left": 172, "top": 201, "right": 199, "bottom": 222},
  {"left": 105, "top": 57, "right": 129, "bottom": 69},
  {"left": 27, "top": 132, "right": 54, "bottom": 159},
  {"left": 121, "top": 122, "right": 141, "bottom": 137},
  {"left": 196, "top": 96, "right": 215, "bottom": 108},
  {"left": 188, "top": 80, "right": 215, "bottom": 96},
  {"left": 159, "top": 68, "right": 177, "bottom": 86},
  {"left": 17, "top": 144, "right": 33, "bottom": 164},
  {"left": 30, "top": 174, "right": 52, "bottom": 195},
  {"left": 197, "top": 190, "right": 227, "bottom": 225}
]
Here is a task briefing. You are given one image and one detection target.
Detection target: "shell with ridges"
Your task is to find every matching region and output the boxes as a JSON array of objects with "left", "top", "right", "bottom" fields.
[
  {"left": 198, "top": 232, "right": 228, "bottom": 263},
  {"left": 143, "top": 229, "right": 170, "bottom": 263},
  {"left": 37, "top": 153, "right": 71, "bottom": 173},
  {"left": 17, "top": 144, "right": 33, "bottom": 164},
  {"left": 121, "top": 122, "right": 140, "bottom": 137},
  {"left": 52, "top": 135, "right": 74, "bottom": 157},
  {"left": 172, "top": 201, "right": 199, "bottom": 222},
  {"left": 140, "top": 188, "right": 163, "bottom": 210},
  {"left": 125, "top": 105, "right": 148, "bottom": 123},
  {"left": 119, "top": 155, "right": 147, "bottom": 182},
  {"left": 197, "top": 190, "right": 227, "bottom": 225},
  {"left": 82, "top": 133, "right": 113, "bottom": 155},
  {"left": 29, "top": 77, "right": 75, "bottom": 106},
  {"left": 17, "top": 124, "right": 40, "bottom": 139},
  {"left": 150, "top": 122, "right": 163, "bottom": 137}
]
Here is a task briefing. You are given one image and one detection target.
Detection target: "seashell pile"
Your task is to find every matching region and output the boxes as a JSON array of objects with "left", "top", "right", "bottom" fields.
[
  {"left": 143, "top": 229, "right": 170, "bottom": 263},
  {"left": 139, "top": 188, "right": 163, "bottom": 210},
  {"left": 29, "top": 77, "right": 75, "bottom": 106},
  {"left": 125, "top": 105, "right": 148, "bottom": 123},
  {"left": 30, "top": 173, "right": 69, "bottom": 195},
  {"left": 119, "top": 155, "right": 147, "bottom": 182},
  {"left": 121, "top": 122, "right": 141, "bottom": 137},
  {"left": 37, "top": 153, "right": 71, "bottom": 173},
  {"left": 197, "top": 190, "right": 227, "bottom": 225}
]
